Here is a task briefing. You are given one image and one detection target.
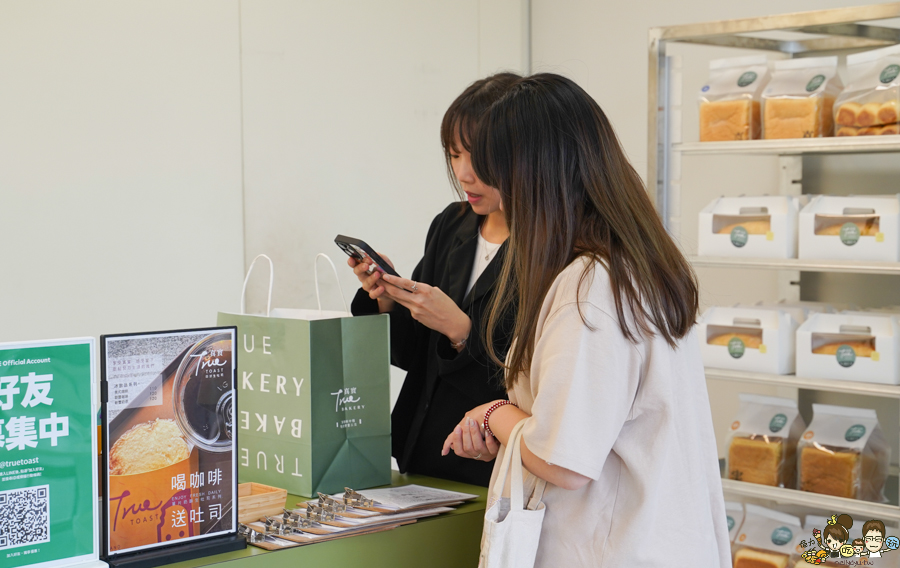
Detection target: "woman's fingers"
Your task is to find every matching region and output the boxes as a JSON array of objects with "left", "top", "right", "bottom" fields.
[
  {"left": 466, "top": 418, "right": 494, "bottom": 460},
  {"left": 380, "top": 274, "right": 417, "bottom": 294},
  {"left": 484, "top": 432, "right": 500, "bottom": 457},
  {"left": 442, "top": 427, "right": 463, "bottom": 456},
  {"left": 461, "top": 418, "right": 478, "bottom": 455}
]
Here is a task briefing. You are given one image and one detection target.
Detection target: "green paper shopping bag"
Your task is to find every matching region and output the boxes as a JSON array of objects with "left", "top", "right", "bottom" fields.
[{"left": 218, "top": 254, "right": 391, "bottom": 497}]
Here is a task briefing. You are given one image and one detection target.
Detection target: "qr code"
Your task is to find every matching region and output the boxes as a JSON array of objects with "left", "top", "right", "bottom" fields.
[{"left": 0, "top": 485, "right": 50, "bottom": 550}]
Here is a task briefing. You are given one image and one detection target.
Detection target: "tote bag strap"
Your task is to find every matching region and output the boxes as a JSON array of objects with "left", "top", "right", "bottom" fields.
[
  {"left": 314, "top": 253, "right": 349, "bottom": 313},
  {"left": 491, "top": 419, "right": 548, "bottom": 513},
  {"left": 240, "top": 254, "right": 274, "bottom": 316},
  {"left": 491, "top": 419, "right": 529, "bottom": 511}
]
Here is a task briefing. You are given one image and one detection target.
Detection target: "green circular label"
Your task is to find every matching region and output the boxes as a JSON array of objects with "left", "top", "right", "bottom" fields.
[
  {"left": 738, "top": 71, "right": 758, "bottom": 88},
  {"left": 845, "top": 424, "right": 866, "bottom": 442},
  {"left": 769, "top": 413, "right": 788, "bottom": 433},
  {"left": 881, "top": 64, "right": 900, "bottom": 84},
  {"left": 730, "top": 226, "right": 749, "bottom": 248},
  {"left": 806, "top": 74, "right": 826, "bottom": 92},
  {"left": 836, "top": 345, "right": 857, "bottom": 368},
  {"left": 772, "top": 526, "right": 793, "bottom": 546},
  {"left": 840, "top": 222, "right": 861, "bottom": 246},
  {"left": 728, "top": 337, "right": 746, "bottom": 359},
  {"left": 727, "top": 516, "right": 735, "bottom": 531}
]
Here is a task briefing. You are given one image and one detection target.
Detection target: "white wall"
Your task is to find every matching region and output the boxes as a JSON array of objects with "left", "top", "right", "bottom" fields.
[
  {"left": 239, "top": 0, "right": 529, "bottom": 314},
  {"left": 238, "top": 0, "right": 529, "bottom": 409},
  {"left": 0, "top": 1, "right": 245, "bottom": 342}
]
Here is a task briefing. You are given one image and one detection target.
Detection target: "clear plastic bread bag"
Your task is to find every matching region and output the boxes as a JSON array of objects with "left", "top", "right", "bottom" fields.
[
  {"left": 725, "top": 394, "right": 805, "bottom": 488},
  {"left": 732, "top": 504, "right": 802, "bottom": 568},
  {"left": 797, "top": 403, "right": 890, "bottom": 502},
  {"left": 762, "top": 56, "right": 842, "bottom": 139},
  {"left": 699, "top": 55, "right": 771, "bottom": 141},
  {"left": 725, "top": 501, "right": 745, "bottom": 543},
  {"left": 834, "top": 44, "right": 900, "bottom": 137}
]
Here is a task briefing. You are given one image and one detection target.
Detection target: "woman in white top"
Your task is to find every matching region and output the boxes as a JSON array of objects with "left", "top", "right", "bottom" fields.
[{"left": 441, "top": 74, "right": 731, "bottom": 566}]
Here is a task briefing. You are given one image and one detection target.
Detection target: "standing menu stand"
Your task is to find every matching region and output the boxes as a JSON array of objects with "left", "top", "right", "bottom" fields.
[
  {"left": 0, "top": 337, "right": 106, "bottom": 568},
  {"left": 100, "top": 328, "right": 245, "bottom": 568}
]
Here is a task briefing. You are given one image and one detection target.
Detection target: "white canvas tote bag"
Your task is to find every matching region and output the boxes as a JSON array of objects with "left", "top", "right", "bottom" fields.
[{"left": 479, "top": 419, "right": 547, "bottom": 568}]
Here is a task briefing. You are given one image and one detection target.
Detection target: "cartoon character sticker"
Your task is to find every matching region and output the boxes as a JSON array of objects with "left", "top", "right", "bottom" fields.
[{"left": 800, "top": 514, "right": 899, "bottom": 565}]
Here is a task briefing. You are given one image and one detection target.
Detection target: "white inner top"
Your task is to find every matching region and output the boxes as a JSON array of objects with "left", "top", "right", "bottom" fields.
[{"left": 465, "top": 228, "right": 503, "bottom": 296}]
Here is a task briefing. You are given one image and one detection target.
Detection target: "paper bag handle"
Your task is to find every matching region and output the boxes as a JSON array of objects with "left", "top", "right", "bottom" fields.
[
  {"left": 241, "top": 254, "right": 274, "bottom": 316},
  {"left": 314, "top": 253, "right": 349, "bottom": 314}
]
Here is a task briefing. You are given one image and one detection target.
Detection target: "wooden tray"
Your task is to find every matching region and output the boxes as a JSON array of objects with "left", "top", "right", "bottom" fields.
[{"left": 239, "top": 482, "right": 287, "bottom": 524}]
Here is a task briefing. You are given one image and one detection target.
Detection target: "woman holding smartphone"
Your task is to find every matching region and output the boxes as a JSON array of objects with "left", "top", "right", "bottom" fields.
[
  {"left": 347, "top": 73, "right": 519, "bottom": 486},
  {"left": 443, "top": 74, "right": 730, "bottom": 565}
]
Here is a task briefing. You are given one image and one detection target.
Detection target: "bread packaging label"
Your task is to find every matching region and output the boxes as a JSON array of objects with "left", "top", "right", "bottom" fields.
[
  {"left": 726, "top": 501, "right": 745, "bottom": 543},
  {"left": 796, "top": 312, "right": 900, "bottom": 384},
  {"left": 798, "top": 194, "right": 900, "bottom": 262},
  {"left": 733, "top": 504, "right": 802, "bottom": 568},
  {"left": 763, "top": 56, "right": 842, "bottom": 139},
  {"left": 699, "top": 306, "right": 798, "bottom": 374},
  {"left": 798, "top": 404, "right": 890, "bottom": 502},
  {"left": 835, "top": 44, "right": 900, "bottom": 134},
  {"left": 725, "top": 394, "right": 805, "bottom": 488},
  {"left": 699, "top": 196, "right": 806, "bottom": 259},
  {"left": 699, "top": 55, "right": 770, "bottom": 141}
]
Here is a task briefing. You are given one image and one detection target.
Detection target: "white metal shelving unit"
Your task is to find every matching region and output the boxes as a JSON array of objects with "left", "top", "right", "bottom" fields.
[{"left": 649, "top": 3, "right": 900, "bottom": 524}]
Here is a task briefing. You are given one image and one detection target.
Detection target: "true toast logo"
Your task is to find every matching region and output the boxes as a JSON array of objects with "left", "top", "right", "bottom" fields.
[{"left": 800, "top": 514, "right": 899, "bottom": 564}]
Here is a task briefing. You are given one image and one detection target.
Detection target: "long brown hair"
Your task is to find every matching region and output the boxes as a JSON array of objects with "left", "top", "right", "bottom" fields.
[
  {"left": 471, "top": 74, "right": 699, "bottom": 386},
  {"left": 440, "top": 72, "right": 521, "bottom": 200}
]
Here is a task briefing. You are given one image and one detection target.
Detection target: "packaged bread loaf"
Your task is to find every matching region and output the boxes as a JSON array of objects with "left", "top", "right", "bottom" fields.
[
  {"left": 733, "top": 505, "right": 802, "bottom": 568},
  {"left": 699, "top": 56, "right": 770, "bottom": 141},
  {"left": 798, "top": 404, "right": 889, "bottom": 502},
  {"left": 834, "top": 44, "right": 900, "bottom": 134},
  {"left": 726, "top": 394, "right": 805, "bottom": 488},
  {"left": 763, "top": 56, "right": 841, "bottom": 139},
  {"left": 836, "top": 123, "right": 899, "bottom": 136}
]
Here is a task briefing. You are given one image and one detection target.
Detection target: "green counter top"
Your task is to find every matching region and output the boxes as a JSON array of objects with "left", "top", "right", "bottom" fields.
[{"left": 166, "top": 472, "right": 487, "bottom": 568}]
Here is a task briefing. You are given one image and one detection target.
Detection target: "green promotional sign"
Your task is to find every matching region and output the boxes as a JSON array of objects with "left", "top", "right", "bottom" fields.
[
  {"left": 217, "top": 311, "right": 391, "bottom": 497},
  {"left": 0, "top": 338, "right": 97, "bottom": 568}
]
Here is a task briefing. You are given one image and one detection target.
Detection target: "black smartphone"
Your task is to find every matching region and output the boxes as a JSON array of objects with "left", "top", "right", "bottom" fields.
[{"left": 334, "top": 234, "right": 402, "bottom": 278}]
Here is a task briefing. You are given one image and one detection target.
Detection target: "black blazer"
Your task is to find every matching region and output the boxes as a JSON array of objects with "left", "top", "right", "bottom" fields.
[{"left": 351, "top": 203, "right": 512, "bottom": 486}]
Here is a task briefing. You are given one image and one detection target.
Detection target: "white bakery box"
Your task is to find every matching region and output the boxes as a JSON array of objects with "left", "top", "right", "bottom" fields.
[
  {"left": 698, "top": 306, "right": 799, "bottom": 374},
  {"left": 796, "top": 312, "right": 900, "bottom": 384},
  {"left": 739, "top": 300, "right": 839, "bottom": 324},
  {"left": 798, "top": 194, "right": 900, "bottom": 262},
  {"left": 698, "top": 195, "right": 806, "bottom": 258}
]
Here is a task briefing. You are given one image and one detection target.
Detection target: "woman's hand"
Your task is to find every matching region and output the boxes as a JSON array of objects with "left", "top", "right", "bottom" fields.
[
  {"left": 441, "top": 403, "right": 501, "bottom": 462},
  {"left": 380, "top": 273, "right": 471, "bottom": 346},
  {"left": 347, "top": 255, "right": 396, "bottom": 313}
]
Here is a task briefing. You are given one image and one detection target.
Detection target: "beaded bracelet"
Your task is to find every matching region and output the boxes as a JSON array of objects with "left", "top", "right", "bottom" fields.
[{"left": 483, "top": 400, "right": 517, "bottom": 438}]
